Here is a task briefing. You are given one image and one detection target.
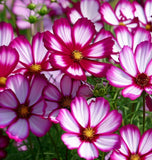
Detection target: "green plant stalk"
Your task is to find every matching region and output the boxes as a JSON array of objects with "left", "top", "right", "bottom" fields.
[
  {"left": 143, "top": 91, "right": 146, "bottom": 133},
  {"left": 36, "top": 136, "right": 45, "bottom": 160}
]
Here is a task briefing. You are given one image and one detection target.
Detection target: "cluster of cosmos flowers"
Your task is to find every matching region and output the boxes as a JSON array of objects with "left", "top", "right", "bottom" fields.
[{"left": 0, "top": 0, "right": 152, "bottom": 159}]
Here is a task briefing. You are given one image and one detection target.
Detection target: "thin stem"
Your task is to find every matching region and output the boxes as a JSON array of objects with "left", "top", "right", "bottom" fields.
[
  {"left": 143, "top": 91, "right": 146, "bottom": 133},
  {"left": 36, "top": 136, "right": 45, "bottom": 160}
]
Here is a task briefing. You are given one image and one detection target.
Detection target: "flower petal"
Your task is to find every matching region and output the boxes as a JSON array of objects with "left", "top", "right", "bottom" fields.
[
  {"left": 78, "top": 142, "right": 98, "bottom": 160},
  {"left": 0, "top": 108, "right": 16, "bottom": 128},
  {"left": 57, "top": 108, "right": 80, "bottom": 133},
  {"left": 106, "top": 66, "right": 133, "bottom": 87},
  {"left": 138, "top": 128, "right": 152, "bottom": 155},
  {"left": 135, "top": 41, "right": 152, "bottom": 73},
  {"left": 31, "top": 100, "right": 45, "bottom": 116},
  {"left": 28, "top": 74, "right": 48, "bottom": 106},
  {"left": 97, "top": 110, "right": 122, "bottom": 134},
  {"left": 0, "top": 22, "right": 14, "bottom": 46},
  {"left": 0, "top": 89, "right": 18, "bottom": 109},
  {"left": 89, "top": 97, "right": 110, "bottom": 127},
  {"left": 68, "top": 8, "right": 82, "bottom": 24},
  {"left": 145, "top": 0, "right": 152, "bottom": 22},
  {"left": 94, "top": 134, "right": 120, "bottom": 152},
  {"left": 71, "top": 97, "right": 89, "bottom": 128},
  {"left": 110, "top": 151, "right": 128, "bottom": 160},
  {"left": 7, "top": 119, "right": 29, "bottom": 142},
  {"left": 100, "top": 2, "right": 119, "bottom": 25},
  {"left": 29, "top": 115, "right": 51, "bottom": 137},
  {"left": 72, "top": 18, "right": 95, "bottom": 49},
  {"left": 0, "top": 46, "right": 19, "bottom": 76},
  {"left": 61, "top": 133, "right": 81, "bottom": 149},
  {"left": 6, "top": 74, "right": 29, "bottom": 104},
  {"left": 10, "top": 36, "right": 33, "bottom": 65},
  {"left": 122, "top": 85, "right": 143, "bottom": 100},
  {"left": 60, "top": 75, "right": 72, "bottom": 96},
  {"left": 120, "top": 124, "right": 140, "bottom": 154},
  {"left": 119, "top": 46, "right": 137, "bottom": 77}
]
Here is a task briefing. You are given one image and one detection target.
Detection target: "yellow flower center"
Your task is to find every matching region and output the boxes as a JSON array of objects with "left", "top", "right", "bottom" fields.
[
  {"left": 83, "top": 127, "right": 95, "bottom": 140},
  {"left": 130, "top": 154, "right": 140, "bottom": 160},
  {"left": 18, "top": 105, "right": 30, "bottom": 118},
  {"left": 72, "top": 50, "right": 83, "bottom": 61},
  {"left": 146, "top": 24, "right": 151, "bottom": 30},
  {"left": 60, "top": 96, "right": 72, "bottom": 109},
  {"left": 0, "top": 77, "right": 7, "bottom": 87},
  {"left": 30, "top": 64, "right": 42, "bottom": 73},
  {"left": 119, "top": 22, "right": 126, "bottom": 26}
]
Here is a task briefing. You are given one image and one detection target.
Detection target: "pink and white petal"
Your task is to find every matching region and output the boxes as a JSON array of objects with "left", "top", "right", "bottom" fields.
[
  {"left": 100, "top": 3, "right": 119, "bottom": 25},
  {"left": 78, "top": 142, "right": 99, "bottom": 160},
  {"left": 71, "top": 97, "right": 89, "bottom": 128},
  {"left": 115, "top": 26, "right": 132, "bottom": 49},
  {"left": 0, "top": 46, "right": 19, "bottom": 76},
  {"left": 50, "top": 53, "right": 71, "bottom": 69},
  {"left": 66, "top": 62, "right": 86, "bottom": 80},
  {"left": 133, "top": 1, "right": 147, "bottom": 24},
  {"left": 83, "top": 37, "right": 114, "bottom": 58},
  {"left": 120, "top": 125, "right": 140, "bottom": 154},
  {"left": 0, "top": 22, "right": 14, "bottom": 46},
  {"left": 29, "top": 115, "right": 51, "bottom": 137},
  {"left": 81, "top": 0, "right": 101, "bottom": 22},
  {"left": 72, "top": 18, "right": 95, "bottom": 49},
  {"left": 133, "top": 27, "right": 151, "bottom": 52},
  {"left": 89, "top": 97, "right": 110, "bottom": 127},
  {"left": 135, "top": 41, "right": 152, "bottom": 73},
  {"left": 119, "top": 46, "right": 137, "bottom": 77},
  {"left": 145, "top": 0, "right": 152, "bottom": 22},
  {"left": 122, "top": 85, "right": 143, "bottom": 100},
  {"left": 57, "top": 108, "right": 80, "bottom": 133},
  {"left": 43, "top": 31, "right": 69, "bottom": 53},
  {"left": 0, "top": 90, "right": 18, "bottom": 109},
  {"left": 145, "top": 85, "right": 152, "bottom": 95},
  {"left": 68, "top": 8, "right": 82, "bottom": 24},
  {"left": 117, "top": 138, "right": 130, "bottom": 156},
  {"left": 31, "top": 100, "right": 45, "bottom": 116},
  {"left": 77, "top": 84, "right": 93, "bottom": 99},
  {"left": 61, "top": 133, "right": 81, "bottom": 149},
  {"left": 43, "top": 83, "right": 62, "bottom": 101},
  {"left": 115, "top": 0, "right": 135, "bottom": 20},
  {"left": 81, "top": 59, "right": 111, "bottom": 78},
  {"left": 6, "top": 119, "right": 29, "bottom": 142},
  {"left": 28, "top": 75, "right": 48, "bottom": 106},
  {"left": 71, "top": 80, "right": 81, "bottom": 98},
  {"left": 60, "top": 75, "right": 72, "bottom": 96},
  {"left": 6, "top": 74, "right": 29, "bottom": 104},
  {"left": 144, "top": 152, "right": 152, "bottom": 160},
  {"left": 138, "top": 128, "right": 152, "bottom": 155},
  {"left": 97, "top": 110, "right": 122, "bottom": 134},
  {"left": 32, "top": 32, "right": 48, "bottom": 63},
  {"left": 145, "top": 59, "right": 152, "bottom": 76},
  {"left": 0, "top": 108, "right": 16, "bottom": 128},
  {"left": 94, "top": 134, "right": 120, "bottom": 152},
  {"left": 53, "top": 18, "right": 73, "bottom": 48},
  {"left": 49, "top": 109, "right": 60, "bottom": 123},
  {"left": 110, "top": 151, "right": 128, "bottom": 160},
  {"left": 10, "top": 36, "right": 33, "bottom": 65},
  {"left": 106, "top": 66, "right": 133, "bottom": 87}
]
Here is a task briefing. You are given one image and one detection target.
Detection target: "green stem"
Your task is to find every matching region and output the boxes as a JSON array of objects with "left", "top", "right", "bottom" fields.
[
  {"left": 36, "top": 136, "right": 45, "bottom": 160},
  {"left": 143, "top": 91, "right": 146, "bottom": 133},
  {"left": 28, "top": 135, "right": 35, "bottom": 160}
]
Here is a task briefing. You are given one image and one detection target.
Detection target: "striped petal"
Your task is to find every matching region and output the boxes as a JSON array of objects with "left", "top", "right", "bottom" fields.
[
  {"left": 145, "top": 0, "right": 152, "bottom": 22},
  {"left": 68, "top": 8, "right": 82, "bottom": 24},
  {"left": 71, "top": 97, "right": 89, "bottom": 128},
  {"left": 72, "top": 18, "right": 95, "bottom": 50},
  {"left": 0, "top": 46, "right": 19, "bottom": 77}
]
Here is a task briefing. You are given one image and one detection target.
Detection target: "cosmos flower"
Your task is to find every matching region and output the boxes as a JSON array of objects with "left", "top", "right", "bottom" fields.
[
  {"left": 107, "top": 41, "right": 152, "bottom": 100},
  {"left": 111, "top": 124, "right": 152, "bottom": 160},
  {"left": 57, "top": 97, "right": 122, "bottom": 160},
  {"left": 43, "top": 18, "right": 114, "bottom": 80},
  {"left": 0, "top": 74, "right": 51, "bottom": 141},
  {"left": 67, "top": 0, "right": 103, "bottom": 31},
  {"left": 43, "top": 74, "right": 93, "bottom": 123},
  {"left": 133, "top": 0, "right": 152, "bottom": 31},
  {"left": 9, "top": 32, "right": 52, "bottom": 77},
  {"left": 0, "top": 46, "right": 19, "bottom": 90},
  {"left": 100, "top": 0, "right": 138, "bottom": 29}
]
